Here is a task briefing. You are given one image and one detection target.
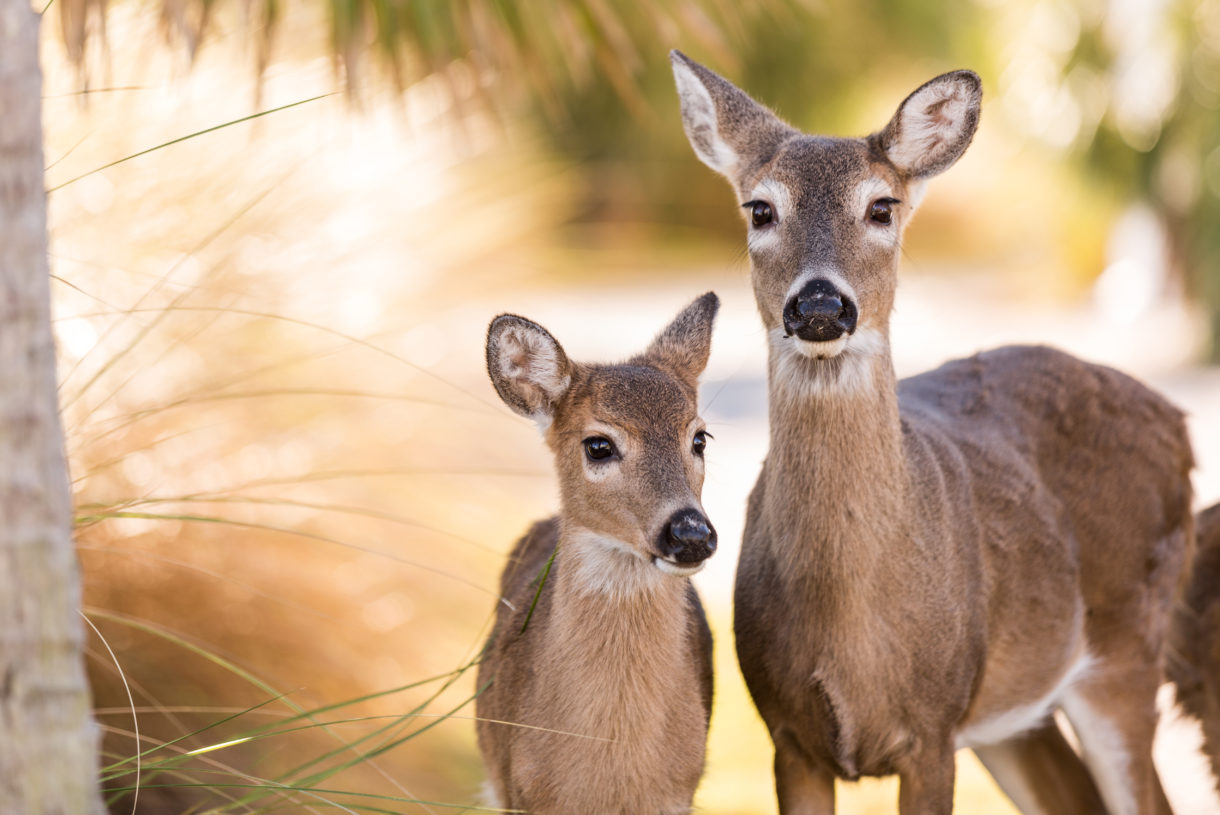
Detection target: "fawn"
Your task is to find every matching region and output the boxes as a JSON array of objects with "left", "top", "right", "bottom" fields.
[
  {"left": 672, "top": 51, "right": 1196, "bottom": 815},
  {"left": 476, "top": 293, "right": 719, "bottom": 814}
]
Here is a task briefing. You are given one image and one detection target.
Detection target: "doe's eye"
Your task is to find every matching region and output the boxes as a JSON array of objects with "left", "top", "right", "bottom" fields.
[
  {"left": 868, "top": 198, "right": 899, "bottom": 225},
  {"left": 582, "top": 436, "right": 616, "bottom": 462},
  {"left": 692, "top": 430, "right": 711, "bottom": 456},
  {"left": 743, "top": 200, "right": 774, "bottom": 227}
]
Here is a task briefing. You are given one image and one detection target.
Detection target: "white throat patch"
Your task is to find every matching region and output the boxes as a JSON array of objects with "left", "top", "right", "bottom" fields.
[
  {"left": 565, "top": 528, "right": 666, "bottom": 601},
  {"left": 770, "top": 325, "right": 884, "bottom": 402}
]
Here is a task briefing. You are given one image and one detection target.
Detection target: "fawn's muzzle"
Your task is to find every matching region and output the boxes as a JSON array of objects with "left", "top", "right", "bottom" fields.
[
  {"left": 657, "top": 508, "right": 718, "bottom": 566},
  {"left": 783, "top": 279, "right": 858, "bottom": 342}
]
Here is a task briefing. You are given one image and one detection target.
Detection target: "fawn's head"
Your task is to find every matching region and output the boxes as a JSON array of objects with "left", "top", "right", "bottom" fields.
[
  {"left": 486, "top": 293, "right": 720, "bottom": 579},
  {"left": 671, "top": 51, "right": 980, "bottom": 390}
]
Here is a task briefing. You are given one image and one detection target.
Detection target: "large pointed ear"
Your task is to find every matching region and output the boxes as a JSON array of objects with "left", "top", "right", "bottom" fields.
[
  {"left": 874, "top": 70, "right": 982, "bottom": 179},
  {"left": 486, "top": 315, "right": 572, "bottom": 427},
  {"left": 670, "top": 50, "right": 795, "bottom": 181},
  {"left": 635, "top": 292, "right": 719, "bottom": 384}
]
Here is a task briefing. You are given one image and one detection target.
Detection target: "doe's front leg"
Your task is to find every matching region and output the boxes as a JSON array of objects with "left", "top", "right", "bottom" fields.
[
  {"left": 897, "top": 738, "right": 956, "bottom": 815},
  {"left": 774, "top": 733, "right": 835, "bottom": 815}
]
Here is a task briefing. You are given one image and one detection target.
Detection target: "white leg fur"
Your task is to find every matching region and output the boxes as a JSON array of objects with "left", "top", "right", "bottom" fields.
[
  {"left": 479, "top": 779, "right": 505, "bottom": 812},
  {"left": 972, "top": 744, "right": 1054, "bottom": 815},
  {"left": 1060, "top": 691, "right": 1138, "bottom": 815}
]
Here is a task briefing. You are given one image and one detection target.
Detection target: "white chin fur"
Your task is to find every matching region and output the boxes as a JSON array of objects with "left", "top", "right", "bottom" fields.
[
  {"left": 653, "top": 558, "right": 706, "bottom": 577},
  {"left": 790, "top": 335, "right": 848, "bottom": 360}
]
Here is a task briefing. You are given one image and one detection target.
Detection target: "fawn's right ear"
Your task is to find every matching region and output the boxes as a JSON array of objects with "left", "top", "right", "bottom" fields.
[
  {"left": 637, "top": 291, "right": 720, "bottom": 386},
  {"left": 670, "top": 50, "right": 794, "bottom": 181},
  {"left": 486, "top": 315, "right": 572, "bottom": 428}
]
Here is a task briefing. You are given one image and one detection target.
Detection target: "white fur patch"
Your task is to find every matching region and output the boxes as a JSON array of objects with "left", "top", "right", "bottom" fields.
[
  {"left": 770, "top": 326, "right": 882, "bottom": 402},
  {"left": 498, "top": 325, "right": 570, "bottom": 399},
  {"left": 478, "top": 779, "right": 504, "bottom": 811},
  {"left": 785, "top": 267, "right": 857, "bottom": 307},
  {"left": 789, "top": 335, "right": 848, "bottom": 360},
  {"left": 653, "top": 558, "right": 705, "bottom": 577},
  {"left": 566, "top": 528, "right": 666, "bottom": 601},
  {"left": 955, "top": 651, "right": 1094, "bottom": 750},
  {"left": 888, "top": 80, "right": 973, "bottom": 172},
  {"left": 672, "top": 61, "right": 738, "bottom": 175},
  {"left": 746, "top": 176, "right": 793, "bottom": 254},
  {"left": 854, "top": 177, "right": 902, "bottom": 248},
  {"left": 1060, "top": 689, "right": 1138, "bottom": 815}
]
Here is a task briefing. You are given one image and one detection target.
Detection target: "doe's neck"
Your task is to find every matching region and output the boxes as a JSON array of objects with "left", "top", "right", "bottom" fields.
[{"left": 763, "top": 331, "right": 910, "bottom": 577}]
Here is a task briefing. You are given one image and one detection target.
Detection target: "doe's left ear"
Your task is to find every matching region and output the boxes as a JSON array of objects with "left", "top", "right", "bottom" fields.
[
  {"left": 875, "top": 70, "right": 982, "bottom": 180},
  {"left": 670, "top": 50, "right": 794, "bottom": 182},
  {"left": 636, "top": 292, "right": 720, "bottom": 384}
]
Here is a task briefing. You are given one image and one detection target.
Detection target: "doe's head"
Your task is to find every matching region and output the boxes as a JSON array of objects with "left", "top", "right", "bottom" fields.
[
  {"left": 486, "top": 293, "right": 720, "bottom": 578},
  {"left": 671, "top": 51, "right": 980, "bottom": 380}
]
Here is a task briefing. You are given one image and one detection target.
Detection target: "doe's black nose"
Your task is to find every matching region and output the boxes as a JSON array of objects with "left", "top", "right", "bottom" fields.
[
  {"left": 783, "top": 278, "right": 858, "bottom": 342},
  {"left": 658, "top": 508, "right": 717, "bottom": 564}
]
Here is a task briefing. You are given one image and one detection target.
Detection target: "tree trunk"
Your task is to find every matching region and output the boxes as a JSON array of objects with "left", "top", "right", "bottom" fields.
[{"left": 0, "top": 1, "right": 105, "bottom": 812}]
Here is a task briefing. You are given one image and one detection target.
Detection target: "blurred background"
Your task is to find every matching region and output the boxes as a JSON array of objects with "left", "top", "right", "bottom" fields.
[{"left": 39, "top": 0, "right": 1220, "bottom": 811}]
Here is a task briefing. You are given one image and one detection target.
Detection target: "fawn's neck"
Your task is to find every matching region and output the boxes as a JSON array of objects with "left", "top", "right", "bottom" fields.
[{"left": 543, "top": 527, "right": 695, "bottom": 735}]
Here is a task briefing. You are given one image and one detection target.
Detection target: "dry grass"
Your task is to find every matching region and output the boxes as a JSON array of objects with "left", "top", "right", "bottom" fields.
[{"left": 42, "top": 3, "right": 1217, "bottom": 813}]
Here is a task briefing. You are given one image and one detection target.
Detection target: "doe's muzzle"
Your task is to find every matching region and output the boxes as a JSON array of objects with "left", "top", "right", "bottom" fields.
[{"left": 783, "top": 278, "right": 858, "bottom": 342}]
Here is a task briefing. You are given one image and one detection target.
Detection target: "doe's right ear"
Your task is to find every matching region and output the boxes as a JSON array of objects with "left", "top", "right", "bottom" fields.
[
  {"left": 486, "top": 315, "right": 572, "bottom": 428},
  {"left": 670, "top": 50, "right": 795, "bottom": 181}
]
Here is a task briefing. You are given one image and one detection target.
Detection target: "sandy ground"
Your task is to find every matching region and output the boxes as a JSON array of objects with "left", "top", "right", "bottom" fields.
[{"left": 491, "top": 266, "right": 1220, "bottom": 812}]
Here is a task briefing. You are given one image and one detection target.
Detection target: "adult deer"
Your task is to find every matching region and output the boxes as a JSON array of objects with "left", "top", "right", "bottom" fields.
[
  {"left": 671, "top": 51, "right": 1195, "bottom": 814},
  {"left": 1169, "top": 501, "right": 1220, "bottom": 793},
  {"left": 476, "top": 293, "right": 719, "bottom": 814}
]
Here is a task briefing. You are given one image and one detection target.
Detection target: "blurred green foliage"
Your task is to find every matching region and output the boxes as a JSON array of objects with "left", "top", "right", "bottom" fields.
[{"left": 55, "top": 0, "right": 1220, "bottom": 356}]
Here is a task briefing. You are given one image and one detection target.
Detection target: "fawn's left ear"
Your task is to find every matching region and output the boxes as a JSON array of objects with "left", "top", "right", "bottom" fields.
[
  {"left": 637, "top": 292, "right": 720, "bottom": 384},
  {"left": 875, "top": 70, "right": 982, "bottom": 179},
  {"left": 486, "top": 314, "right": 572, "bottom": 429}
]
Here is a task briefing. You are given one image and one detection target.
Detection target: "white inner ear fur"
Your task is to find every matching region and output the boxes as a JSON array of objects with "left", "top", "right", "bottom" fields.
[
  {"left": 746, "top": 176, "right": 793, "bottom": 253},
  {"left": 887, "top": 80, "right": 973, "bottom": 171},
  {"left": 673, "top": 62, "right": 739, "bottom": 176},
  {"left": 497, "top": 324, "right": 570, "bottom": 431}
]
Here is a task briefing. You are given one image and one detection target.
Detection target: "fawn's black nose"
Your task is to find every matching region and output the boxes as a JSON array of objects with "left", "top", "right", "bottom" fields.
[
  {"left": 783, "top": 279, "right": 858, "bottom": 342},
  {"left": 658, "top": 508, "right": 717, "bottom": 564}
]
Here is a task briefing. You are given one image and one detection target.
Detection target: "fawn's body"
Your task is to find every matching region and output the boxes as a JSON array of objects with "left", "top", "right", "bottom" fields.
[
  {"left": 476, "top": 294, "right": 720, "bottom": 814},
  {"left": 672, "top": 52, "right": 1195, "bottom": 814}
]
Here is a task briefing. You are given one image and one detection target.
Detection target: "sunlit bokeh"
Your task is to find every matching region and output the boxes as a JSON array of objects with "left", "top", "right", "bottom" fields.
[{"left": 39, "top": 0, "right": 1220, "bottom": 812}]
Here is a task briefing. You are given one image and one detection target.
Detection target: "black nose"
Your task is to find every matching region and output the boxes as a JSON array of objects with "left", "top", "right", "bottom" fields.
[
  {"left": 658, "top": 508, "right": 717, "bottom": 564},
  {"left": 783, "top": 278, "right": 858, "bottom": 342}
]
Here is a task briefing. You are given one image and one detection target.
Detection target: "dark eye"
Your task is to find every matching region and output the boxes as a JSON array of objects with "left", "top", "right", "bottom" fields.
[
  {"left": 692, "top": 430, "right": 711, "bottom": 456},
  {"left": 868, "top": 198, "right": 899, "bottom": 224},
  {"left": 743, "top": 200, "right": 774, "bottom": 227},
  {"left": 582, "top": 436, "right": 616, "bottom": 462}
]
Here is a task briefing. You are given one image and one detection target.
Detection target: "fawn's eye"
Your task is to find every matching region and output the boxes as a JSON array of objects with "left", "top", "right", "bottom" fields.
[
  {"left": 743, "top": 200, "right": 774, "bottom": 227},
  {"left": 583, "top": 436, "right": 616, "bottom": 462},
  {"left": 692, "top": 430, "right": 711, "bottom": 456},
  {"left": 868, "top": 198, "right": 899, "bottom": 225}
]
